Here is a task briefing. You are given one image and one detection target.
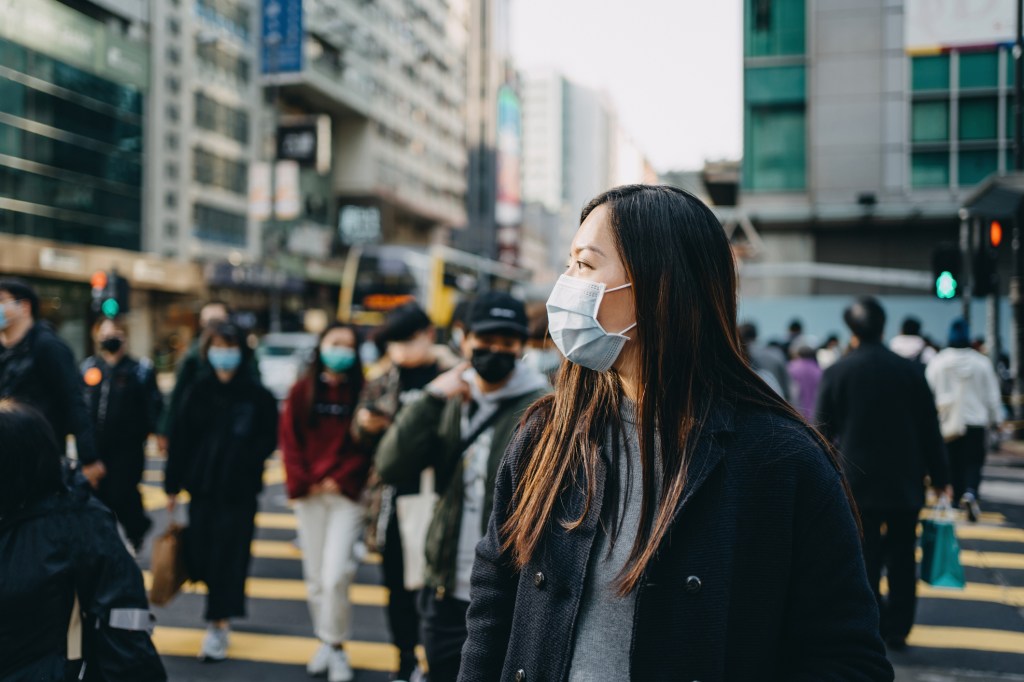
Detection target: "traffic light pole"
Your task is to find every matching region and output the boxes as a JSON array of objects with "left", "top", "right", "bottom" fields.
[
  {"left": 960, "top": 212, "right": 972, "bottom": 325},
  {"left": 1014, "top": 1, "right": 1024, "bottom": 430}
]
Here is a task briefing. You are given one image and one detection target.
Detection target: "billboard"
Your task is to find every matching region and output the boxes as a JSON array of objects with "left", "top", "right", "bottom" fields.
[
  {"left": 905, "top": 0, "right": 1015, "bottom": 54},
  {"left": 262, "top": 0, "right": 304, "bottom": 74}
]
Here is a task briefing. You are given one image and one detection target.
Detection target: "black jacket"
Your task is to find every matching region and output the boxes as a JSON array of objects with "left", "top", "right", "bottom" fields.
[
  {"left": 81, "top": 355, "right": 163, "bottom": 479},
  {"left": 0, "top": 323, "right": 98, "bottom": 464},
  {"left": 0, "top": 487, "right": 166, "bottom": 681},
  {"left": 459, "top": 401, "right": 893, "bottom": 682},
  {"left": 165, "top": 370, "right": 278, "bottom": 503},
  {"left": 815, "top": 342, "right": 948, "bottom": 510}
]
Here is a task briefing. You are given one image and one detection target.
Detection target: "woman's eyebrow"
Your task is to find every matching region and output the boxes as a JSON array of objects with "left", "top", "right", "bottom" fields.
[{"left": 573, "top": 244, "right": 606, "bottom": 258}]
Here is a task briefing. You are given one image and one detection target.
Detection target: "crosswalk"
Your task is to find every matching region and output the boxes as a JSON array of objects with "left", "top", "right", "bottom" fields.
[{"left": 137, "top": 452, "right": 1024, "bottom": 679}]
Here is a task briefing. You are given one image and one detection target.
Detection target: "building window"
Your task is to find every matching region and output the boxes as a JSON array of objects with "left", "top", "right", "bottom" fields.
[
  {"left": 166, "top": 75, "right": 181, "bottom": 93},
  {"left": 193, "top": 147, "right": 247, "bottom": 195},
  {"left": 166, "top": 46, "right": 180, "bottom": 65},
  {"left": 910, "top": 50, "right": 1002, "bottom": 188},
  {"left": 166, "top": 132, "right": 179, "bottom": 150},
  {"left": 164, "top": 191, "right": 177, "bottom": 208},
  {"left": 194, "top": 92, "right": 249, "bottom": 143},
  {"left": 745, "top": 0, "right": 804, "bottom": 58},
  {"left": 746, "top": 105, "right": 805, "bottom": 190},
  {"left": 167, "top": 17, "right": 181, "bottom": 36},
  {"left": 166, "top": 162, "right": 179, "bottom": 179},
  {"left": 166, "top": 104, "right": 180, "bottom": 122},
  {"left": 194, "top": 202, "right": 247, "bottom": 246},
  {"left": 165, "top": 221, "right": 178, "bottom": 237}
]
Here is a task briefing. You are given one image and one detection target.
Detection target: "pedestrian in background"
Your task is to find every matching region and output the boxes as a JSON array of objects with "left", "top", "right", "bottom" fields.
[
  {"left": 0, "top": 279, "right": 103, "bottom": 488},
  {"left": 164, "top": 321, "right": 278, "bottom": 662},
  {"left": 890, "top": 316, "right": 937, "bottom": 366},
  {"left": 376, "top": 292, "right": 548, "bottom": 682},
  {"left": 354, "top": 303, "right": 457, "bottom": 682},
  {"left": 460, "top": 186, "right": 891, "bottom": 681},
  {"left": 157, "top": 301, "right": 260, "bottom": 449},
  {"left": 0, "top": 399, "right": 166, "bottom": 681},
  {"left": 787, "top": 339, "right": 823, "bottom": 421},
  {"left": 926, "top": 318, "right": 1003, "bottom": 522},
  {"left": 816, "top": 296, "right": 950, "bottom": 650},
  {"left": 280, "top": 322, "right": 370, "bottom": 682},
  {"left": 817, "top": 334, "right": 843, "bottom": 370},
  {"left": 738, "top": 321, "right": 792, "bottom": 400},
  {"left": 81, "top": 317, "right": 163, "bottom": 552}
]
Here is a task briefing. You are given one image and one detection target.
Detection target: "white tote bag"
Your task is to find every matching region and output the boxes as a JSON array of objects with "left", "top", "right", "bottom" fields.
[
  {"left": 395, "top": 468, "right": 438, "bottom": 591},
  {"left": 936, "top": 375, "right": 968, "bottom": 442}
]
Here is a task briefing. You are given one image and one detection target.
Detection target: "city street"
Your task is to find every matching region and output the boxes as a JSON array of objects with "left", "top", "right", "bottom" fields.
[{"left": 137, "top": 450, "right": 1024, "bottom": 682}]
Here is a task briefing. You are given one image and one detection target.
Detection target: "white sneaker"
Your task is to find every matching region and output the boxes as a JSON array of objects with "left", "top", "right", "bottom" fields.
[
  {"left": 307, "top": 642, "right": 333, "bottom": 676},
  {"left": 327, "top": 647, "right": 354, "bottom": 682},
  {"left": 199, "top": 624, "right": 229, "bottom": 662}
]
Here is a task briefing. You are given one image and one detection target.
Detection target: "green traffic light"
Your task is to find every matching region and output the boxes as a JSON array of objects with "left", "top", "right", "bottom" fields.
[
  {"left": 936, "top": 271, "right": 957, "bottom": 299},
  {"left": 101, "top": 298, "right": 120, "bottom": 318}
]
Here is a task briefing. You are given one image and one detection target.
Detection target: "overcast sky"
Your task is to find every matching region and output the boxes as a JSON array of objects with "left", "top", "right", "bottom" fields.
[{"left": 509, "top": 0, "right": 742, "bottom": 172}]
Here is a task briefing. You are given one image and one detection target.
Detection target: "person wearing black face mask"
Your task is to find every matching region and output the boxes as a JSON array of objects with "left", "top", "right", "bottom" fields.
[
  {"left": 374, "top": 292, "right": 549, "bottom": 682},
  {"left": 81, "top": 317, "right": 164, "bottom": 552}
]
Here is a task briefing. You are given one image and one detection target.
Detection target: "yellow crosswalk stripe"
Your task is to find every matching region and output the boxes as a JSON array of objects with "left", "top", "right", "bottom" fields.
[
  {"left": 919, "top": 509, "right": 1006, "bottom": 524},
  {"left": 953, "top": 525, "right": 1024, "bottom": 544},
  {"left": 915, "top": 547, "right": 1024, "bottom": 571},
  {"left": 908, "top": 626, "right": 1024, "bottom": 656},
  {"left": 143, "top": 572, "right": 389, "bottom": 606},
  {"left": 255, "top": 512, "right": 298, "bottom": 530},
  {"left": 249, "top": 539, "right": 382, "bottom": 565},
  {"left": 882, "top": 577, "right": 1024, "bottom": 608},
  {"left": 152, "top": 627, "right": 400, "bottom": 671}
]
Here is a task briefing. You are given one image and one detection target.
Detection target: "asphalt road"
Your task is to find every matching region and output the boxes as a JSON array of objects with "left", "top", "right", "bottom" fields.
[{"left": 134, "top": 452, "right": 1024, "bottom": 681}]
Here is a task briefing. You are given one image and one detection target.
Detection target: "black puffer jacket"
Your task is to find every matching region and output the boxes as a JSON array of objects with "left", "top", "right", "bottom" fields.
[{"left": 0, "top": 487, "right": 166, "bottom": 681}]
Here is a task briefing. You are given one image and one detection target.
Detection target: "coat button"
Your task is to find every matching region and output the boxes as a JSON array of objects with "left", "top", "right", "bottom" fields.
[
  {"left": 514, "top": 669, "right": 526, "bottom": 681},
  {"left": 534, "top": 571, "right": 545, "bottom": 588},
  {"left": 685, "top": 575, "right": 702, "bottom": 593}
]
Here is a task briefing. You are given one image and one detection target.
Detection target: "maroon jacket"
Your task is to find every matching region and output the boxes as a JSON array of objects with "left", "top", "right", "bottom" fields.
[{"left": 280, "top": 375, "right": 370, "bottom": 500}]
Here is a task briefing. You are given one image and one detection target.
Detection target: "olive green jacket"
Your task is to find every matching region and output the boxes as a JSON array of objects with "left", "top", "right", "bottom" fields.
[{"left": 375, "top": 375, "right": 547, "bottom": 597}]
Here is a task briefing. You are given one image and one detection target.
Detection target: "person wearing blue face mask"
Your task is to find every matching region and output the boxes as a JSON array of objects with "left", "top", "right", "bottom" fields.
[
  {"left": 279, "top": 322, "right": 370, "bottom": 682},
  {"left": 164, "top": 321, "right": 278, "bottom": 663}
]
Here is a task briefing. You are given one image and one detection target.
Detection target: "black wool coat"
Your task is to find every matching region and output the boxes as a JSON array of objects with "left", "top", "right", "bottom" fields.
[
  {"left": 458, "top": 401, "right": 894, "bottom": 682},
  {"left": 815, "top": 342, "right": 948, "bottom": 510}
]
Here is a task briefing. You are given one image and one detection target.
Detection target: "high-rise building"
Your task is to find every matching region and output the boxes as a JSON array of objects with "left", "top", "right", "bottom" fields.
[
  {"left": 456, "top": 0, "right": 515, "bottom": 261},
  {"left": 520, "top": 70, "right": 651, "bottom": 281},
  {"left": 0, "top": 0, "right": 203, "bottom": 357},
  {"left": 740, "top": 0, "right": 1016, "bottom": 296},
  {"left": 147, "top": 0, "right": 261, "bottom": 263}
]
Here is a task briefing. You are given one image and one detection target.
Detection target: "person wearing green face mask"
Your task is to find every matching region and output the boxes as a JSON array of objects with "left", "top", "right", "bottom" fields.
[
  {"left": 280, "top": 322, "right": 371, "bottom": 682},
  {"left": 164, "top": 321, "right": 278, "bottom": 663}
]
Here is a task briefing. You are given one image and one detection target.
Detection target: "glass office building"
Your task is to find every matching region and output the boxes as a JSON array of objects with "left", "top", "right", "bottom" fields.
[{"left": 0, "top": 0, "right": 148, "bottom": 250}]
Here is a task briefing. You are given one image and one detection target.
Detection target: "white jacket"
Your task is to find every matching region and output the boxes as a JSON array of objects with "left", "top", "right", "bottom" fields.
[{"left": 925, "top": 348, "right": 1002, "bottom": 436}]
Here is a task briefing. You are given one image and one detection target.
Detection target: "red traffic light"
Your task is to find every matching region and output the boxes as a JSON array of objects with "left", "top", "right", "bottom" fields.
[
  {"left": 990, "top": 221, "right": 1003, "bottom": 248},
  {"left": 90, "top": 271, "right": 108, "bottom": 290}
]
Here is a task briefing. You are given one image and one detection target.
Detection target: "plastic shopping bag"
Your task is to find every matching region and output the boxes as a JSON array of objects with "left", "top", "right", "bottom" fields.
[{"left": 919, "top": 504, "right": 965, "bottom": 589}]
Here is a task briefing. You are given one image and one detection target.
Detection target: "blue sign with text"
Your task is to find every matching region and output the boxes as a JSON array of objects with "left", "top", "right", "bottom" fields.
[{"left": 261, "top": 0, "right": 303, "bottom": 74}]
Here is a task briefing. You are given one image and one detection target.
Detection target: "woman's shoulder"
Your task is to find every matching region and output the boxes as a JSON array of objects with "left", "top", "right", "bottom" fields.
[{"left": 726, "top": 403, "right": 841, "bottom": 486}]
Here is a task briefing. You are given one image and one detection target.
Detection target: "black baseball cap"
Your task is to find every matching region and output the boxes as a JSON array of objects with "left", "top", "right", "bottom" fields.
[
  {"left": 467, "top": 292, "right": 528, "bottom": 338},
  {"left": 377, "top": 303, "right": 433, "bottom": 344}
]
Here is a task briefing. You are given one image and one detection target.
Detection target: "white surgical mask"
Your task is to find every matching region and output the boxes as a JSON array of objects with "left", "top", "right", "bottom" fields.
[{"left": 546, "top": 274, "right": 636, "bottom": 372}]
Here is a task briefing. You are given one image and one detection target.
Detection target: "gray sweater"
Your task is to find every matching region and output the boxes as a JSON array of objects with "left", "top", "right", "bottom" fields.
[{"left": 568, "top": 401, "right": 659, "bottom": 681}]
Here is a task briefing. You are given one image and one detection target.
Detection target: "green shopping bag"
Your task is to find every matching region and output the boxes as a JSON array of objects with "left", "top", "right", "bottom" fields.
[{"left": 919, "top": 506, "right": 965, "bottom": 589}]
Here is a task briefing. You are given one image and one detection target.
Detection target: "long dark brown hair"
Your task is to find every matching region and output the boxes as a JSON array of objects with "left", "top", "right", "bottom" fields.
[{"left": 502, "top": 184, "right": 850, "bottom": 595}]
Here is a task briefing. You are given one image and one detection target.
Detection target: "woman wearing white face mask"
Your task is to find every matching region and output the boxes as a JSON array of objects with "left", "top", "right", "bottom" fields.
[
  {"left": 164, "top": 321, "right": 278, "bottom": 662},
  {"left": 280, "top": 322, "right": 371, "bottom": 682},
  {"left": 458, "top": 185, "right": 893, "bottom": 681}
]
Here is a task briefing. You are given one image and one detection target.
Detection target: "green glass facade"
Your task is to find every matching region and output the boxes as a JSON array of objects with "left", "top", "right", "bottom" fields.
[
  {"left": 0, "top": 3, "right": 146, "bottom": 250},
  {"left": 910, "top": 49, "right": 1005, "bottom": 189},
  {"left": 743, "top": 0, "right": 806, "bottom": 191}
]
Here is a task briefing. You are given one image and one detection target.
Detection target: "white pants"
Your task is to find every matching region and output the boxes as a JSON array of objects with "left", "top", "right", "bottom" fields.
[{"left": 294, "top": 493, "right": 365, "bottom": 644}]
